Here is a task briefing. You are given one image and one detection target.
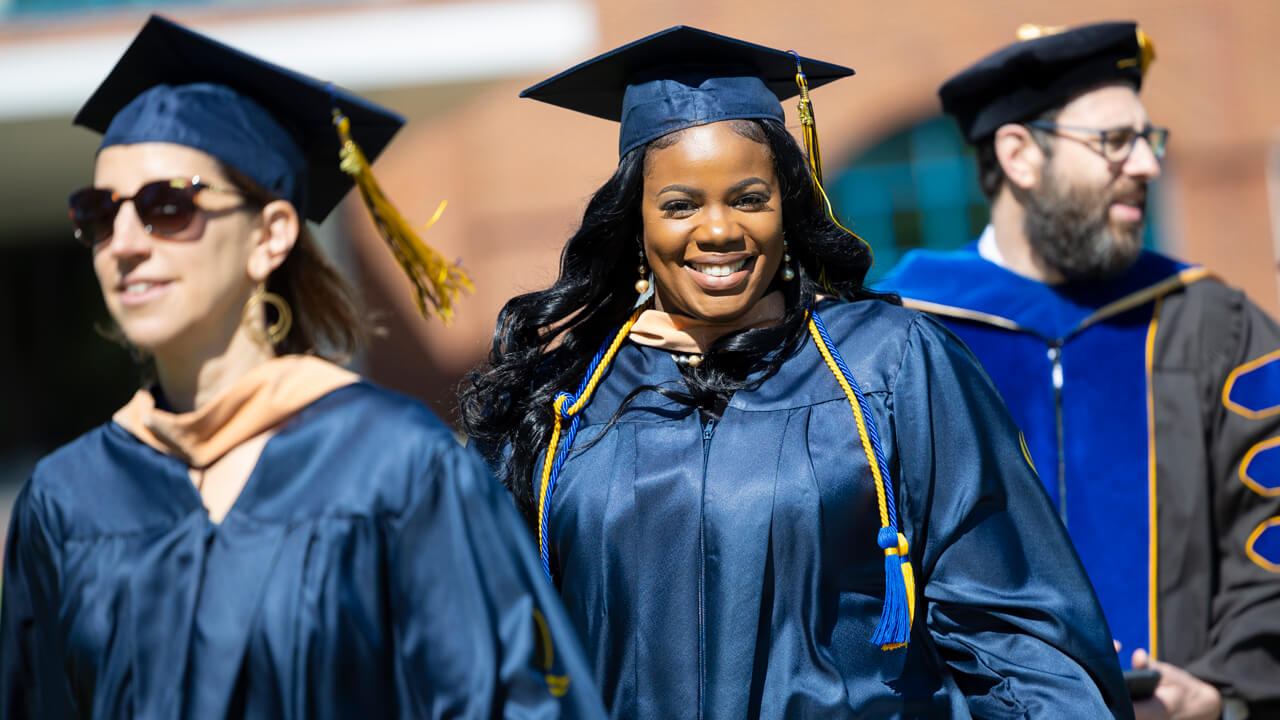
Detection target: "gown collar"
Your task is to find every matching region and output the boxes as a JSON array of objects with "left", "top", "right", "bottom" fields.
[
  {"left": 113, "top": 354, "right": 358, "bottom": 468},
  {"left": 629, "top": 291, "right": 786, "bottom": 354}
]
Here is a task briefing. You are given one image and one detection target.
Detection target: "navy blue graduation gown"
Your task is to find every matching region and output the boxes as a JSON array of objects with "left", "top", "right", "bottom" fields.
[
  {"left": 545, "top": 298, "right": 1130, "bottom": 718},
  {"left": 1, "top": 382, "right": 604, "bottom": 719},
  {"left": 883, "top": 245, "right": 1280, "bottom": 714}
]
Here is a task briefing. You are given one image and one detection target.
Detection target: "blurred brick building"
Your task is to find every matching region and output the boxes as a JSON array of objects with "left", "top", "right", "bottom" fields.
[
  {"left": 350, "top": 0, "right": 1280, "bottom": 419},
  {"left": 1, "top": 0, "right": 1277, "bottom": 476}
]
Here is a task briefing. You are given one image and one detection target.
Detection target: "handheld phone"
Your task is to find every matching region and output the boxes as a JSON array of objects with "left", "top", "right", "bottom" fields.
[{"left": 1124, "top": 668, "right": 1161, "bottom": 700}]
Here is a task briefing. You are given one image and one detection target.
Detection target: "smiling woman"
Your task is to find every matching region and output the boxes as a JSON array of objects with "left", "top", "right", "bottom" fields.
[
  {"left": 0, "top": 15, "right": 603, "bottom": 720},
  {"left": 460, "top": 25, "right": 1133, "bottom": 719},
  {"left": 88, "top": 143, "right": 287, "bottom": 375},
  {"left": 641, "top": 121, "right": 785, "bottom": 322}
]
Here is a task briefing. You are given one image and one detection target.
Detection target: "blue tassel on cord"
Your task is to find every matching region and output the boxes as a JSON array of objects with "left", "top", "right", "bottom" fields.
[{"left": 871, "top": 526, "right": 911, "bottom": 649}]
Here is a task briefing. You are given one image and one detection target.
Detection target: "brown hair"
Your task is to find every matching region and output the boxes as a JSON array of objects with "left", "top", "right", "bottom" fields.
[
  {"left": 974, "top": 107, "right": 1060, "bottom": 200},
  {"left": 221, "top": 164, "right": 366, "bottom": 362}
]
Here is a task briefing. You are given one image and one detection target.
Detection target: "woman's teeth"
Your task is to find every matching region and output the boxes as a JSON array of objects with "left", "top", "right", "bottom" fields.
[
  {"left": 691, "top": 259, "right": 748, "bottom": 277},
  {"left": 124, "top": 282, "right": 159, "bottom": 295}
]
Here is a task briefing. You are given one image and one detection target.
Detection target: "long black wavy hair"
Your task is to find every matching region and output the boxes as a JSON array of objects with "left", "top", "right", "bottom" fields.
[{"left": 459, "top": 117, "right": 895, "bottom": 520}]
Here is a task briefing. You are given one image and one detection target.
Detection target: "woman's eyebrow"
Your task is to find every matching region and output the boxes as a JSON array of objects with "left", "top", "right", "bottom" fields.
[
  {"left": 655, "top": 177, "right": 772, "bottom": 196},
  {"left": 728, "top": 177, "right": 771, "bottom": 194},
  {"left": 656, "top": 183, "right": 701, "bottom": 196}
]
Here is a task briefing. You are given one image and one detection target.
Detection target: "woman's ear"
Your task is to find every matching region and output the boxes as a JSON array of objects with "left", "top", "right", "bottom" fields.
[
  {"left": 246, "top": 200, "right": 299, "bottom": 282},
  {"left": 994, "top": 123, "right": 1046, "bottom": 192}
]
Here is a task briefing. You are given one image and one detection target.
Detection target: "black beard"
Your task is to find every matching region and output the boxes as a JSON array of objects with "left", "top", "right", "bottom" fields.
[{"left": 1022, "top": 168, "right": 1147, "bottom": 283}]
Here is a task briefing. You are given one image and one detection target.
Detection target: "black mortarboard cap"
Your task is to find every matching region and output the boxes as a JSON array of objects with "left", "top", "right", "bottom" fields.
[
  {"left": 939, "top": 22, "right": 1155, "bottom": 142},
  {"left": 520, "top": 26, "right": 853, "bottom": 157},
  {"left": 74, "top": 14, "right": 404, "bottom": 223}
]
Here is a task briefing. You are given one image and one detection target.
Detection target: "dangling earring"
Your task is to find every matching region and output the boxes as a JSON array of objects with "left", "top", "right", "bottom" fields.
[
  {"left": 782, "top": 238, "right": 796, "bottom": 282},
  {"left": 635, "top": 247, "right": 651, "bottom": 294},
  {"left": 242, "top": 283, "right": 293, "bottom": 346}
]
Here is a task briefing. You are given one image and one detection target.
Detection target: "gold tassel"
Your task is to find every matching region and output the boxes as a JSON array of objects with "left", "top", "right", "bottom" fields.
[
  {"left": 791, "top": 56, "right": 871, "bottom": 283},
  {"left": 333, "top": 109, "right": 472, "bottom": 324},
  {"left": 794, "top": 66, "right": 824, "bottom": 183},
  {"left": 1135, "top": 28, "right": 1156, "bottom": 74}
]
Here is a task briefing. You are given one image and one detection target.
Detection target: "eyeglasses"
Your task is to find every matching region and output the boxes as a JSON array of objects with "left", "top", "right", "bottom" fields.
[
  {"left": 1025, "top": 121, "right": 1170, "bottom": 164},
  {"left": 67, "top": 177, "right": 241, "bottom": 247}
]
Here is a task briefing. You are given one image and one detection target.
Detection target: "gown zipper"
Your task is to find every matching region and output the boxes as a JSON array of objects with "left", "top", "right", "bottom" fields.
[
  {"left": 698, "top": 414, "right": 716, "bottom": 719},
  {"left": 1047, "top": 341, "right": 1067, "bottom": 524}
]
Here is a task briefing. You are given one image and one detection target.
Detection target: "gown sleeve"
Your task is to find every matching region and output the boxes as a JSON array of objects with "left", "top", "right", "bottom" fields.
[
  {"left": 891, "top": 315, "right": 1133, "bottom": 719},
  {"left": 1, "top": 481, "right": 72, "bottom": 719},
  {"left": 386, "top": 435, "right": 605, "bottom": 719},
  {"left": 1186, "top": 293, "right": 1280, "bottom": 715}
]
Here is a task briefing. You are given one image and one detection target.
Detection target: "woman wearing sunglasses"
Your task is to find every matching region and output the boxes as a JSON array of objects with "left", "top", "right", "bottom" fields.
[
  {"left": 460, "top": 28, "right": 1131, "bottom": 718},
  {"left": 0, "top": 16, "right": 602, "bottom": 719}
]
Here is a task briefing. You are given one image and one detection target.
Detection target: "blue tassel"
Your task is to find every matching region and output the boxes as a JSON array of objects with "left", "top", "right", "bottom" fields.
[{"left": 871, "top": 527, "right": 911, "bottom": 649}]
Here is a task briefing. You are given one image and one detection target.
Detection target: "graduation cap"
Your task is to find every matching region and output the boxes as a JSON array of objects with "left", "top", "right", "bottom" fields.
[
  {"left": 521, "top": 26, "right": 867, "bottom": 260},
  {"left": 75, "top": 15, "right": 469, "bottom": 322},
  {"left": 939, "top": 21, "right": 1156, "bottom": 142},
  {"left": 520, "top": 25, "right": 854, "bottom": 158}
]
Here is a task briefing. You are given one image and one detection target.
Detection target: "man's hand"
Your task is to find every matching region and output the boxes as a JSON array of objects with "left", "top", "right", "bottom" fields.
[{"left": 1130, "top": 648, "right": 1222, "bottom": 720}]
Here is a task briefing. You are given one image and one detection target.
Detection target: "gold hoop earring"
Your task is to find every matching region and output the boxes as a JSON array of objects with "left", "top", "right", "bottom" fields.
[
  {"left": 782, "top": 238, "right": 796, "bottom": 282},
  {"left": 635, "top": 247, "right": 651, "bottom": 294},
  {"left": 243, "top": 284, "right": 293, "bottom": 346}
]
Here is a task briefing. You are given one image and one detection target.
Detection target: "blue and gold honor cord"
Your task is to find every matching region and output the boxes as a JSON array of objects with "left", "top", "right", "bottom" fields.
[
  {"left": 537, "top": 304, "right": 649, "bottom": 580},
  {"left": 808, "top": 310, "right": 913, "bottom": 649}
]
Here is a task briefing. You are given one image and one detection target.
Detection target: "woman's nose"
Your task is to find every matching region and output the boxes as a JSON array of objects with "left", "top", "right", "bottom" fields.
[
  {"left": 694, "top": 205, "right": 740, "bottom": 244},
  {"left": 104, "top": 201, "right": 154, "bottom": 259}
]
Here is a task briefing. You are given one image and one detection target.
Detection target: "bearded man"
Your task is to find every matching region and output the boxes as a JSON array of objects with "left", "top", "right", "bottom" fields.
[{"left": 882, "top": 22, "right": 1280, "bottom": 720}]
